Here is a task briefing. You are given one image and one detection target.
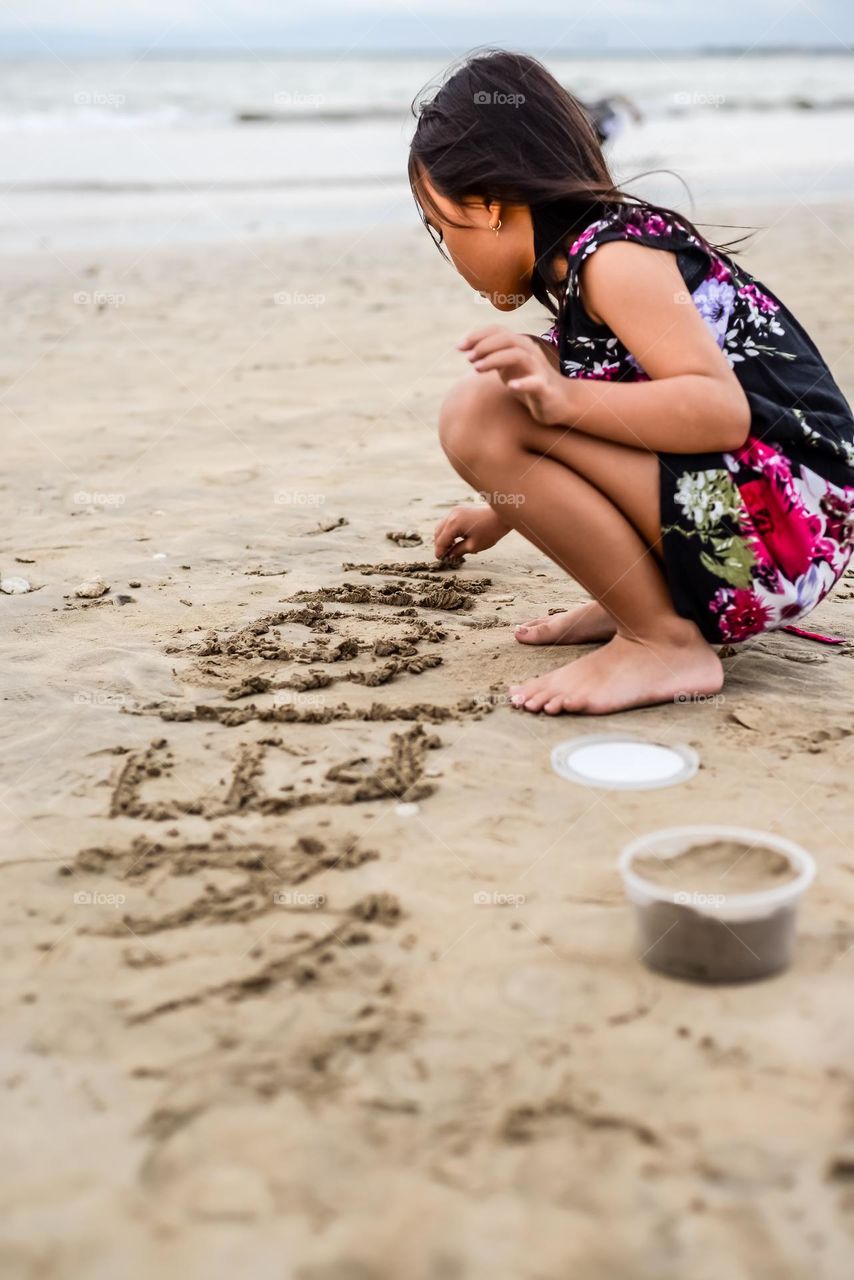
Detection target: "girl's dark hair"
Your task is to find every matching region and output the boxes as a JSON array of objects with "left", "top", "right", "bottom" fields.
[{"left": 408, "top": 48, "right": 753, "bottom": 320}]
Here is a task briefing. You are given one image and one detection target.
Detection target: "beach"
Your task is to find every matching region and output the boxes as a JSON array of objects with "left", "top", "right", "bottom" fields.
[{"left": 2, "top": 198, "right": 854, "bottom": 1277}]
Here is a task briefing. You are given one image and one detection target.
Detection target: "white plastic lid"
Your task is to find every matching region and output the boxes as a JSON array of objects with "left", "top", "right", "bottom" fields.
[{"left": 551, "top": 734, "right": 698, "bottom": 791}]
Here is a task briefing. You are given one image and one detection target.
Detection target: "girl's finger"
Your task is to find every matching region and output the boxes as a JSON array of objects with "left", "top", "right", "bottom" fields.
[
  {"left": 472, "top": 350, "right": 529, "bottom": 376},
  {"left": 436, "top": 521, "right": 465, "bottom": 557},
  {"left": 456, "top": 325, "right": 503, "bottom": 352},
  {"left": 466, "top": 331, "right": 526, "bottom": 364}
]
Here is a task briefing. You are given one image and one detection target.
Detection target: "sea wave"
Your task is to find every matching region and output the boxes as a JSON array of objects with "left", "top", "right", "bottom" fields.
[
  {"left": 1, "top": 174, "right": 402, "bottom": 193},
  {"left": 2, "top": 94, "right": 854, "bottom": 134}
]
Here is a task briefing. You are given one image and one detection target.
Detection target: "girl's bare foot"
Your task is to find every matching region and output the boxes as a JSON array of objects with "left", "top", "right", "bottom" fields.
[
  {"left": 508, "top": 626, "right": 723, "bottom": 715},
  {"left": 514, "top": 601, "right": 616, "bottom": 646}
]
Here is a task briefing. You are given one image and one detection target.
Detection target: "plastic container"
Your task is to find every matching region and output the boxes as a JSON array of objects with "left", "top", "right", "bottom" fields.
[{"left": 618, "top": 824, "right": 815, "bottom": 983}]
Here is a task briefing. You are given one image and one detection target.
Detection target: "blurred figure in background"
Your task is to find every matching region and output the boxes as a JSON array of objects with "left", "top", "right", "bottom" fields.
[{"left": 584, "top": 93, "right": 643, "bottom": 146}]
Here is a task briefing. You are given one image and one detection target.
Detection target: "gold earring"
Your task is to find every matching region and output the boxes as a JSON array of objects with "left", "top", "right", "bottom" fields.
[{"left": 491, "top": 219, "right": 502, "bottom": 235}]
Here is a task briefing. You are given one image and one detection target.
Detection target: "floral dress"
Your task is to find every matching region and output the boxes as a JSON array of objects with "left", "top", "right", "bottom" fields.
[{"left": 539, "top": 201, "right": 854, "bottom": 643}]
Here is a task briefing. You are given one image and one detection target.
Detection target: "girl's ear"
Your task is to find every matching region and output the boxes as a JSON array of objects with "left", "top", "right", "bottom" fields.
[{"left": 487, "top": 199, "right": 503, "bottom": 230}]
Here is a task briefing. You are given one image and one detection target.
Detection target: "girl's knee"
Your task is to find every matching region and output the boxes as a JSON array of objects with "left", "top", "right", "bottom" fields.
[{"left": 438, "top": 371, "right": 520, "bottom": 474}]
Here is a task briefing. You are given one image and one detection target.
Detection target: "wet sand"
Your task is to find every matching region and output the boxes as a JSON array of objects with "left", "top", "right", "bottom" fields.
[{"left": 2, "top": 202, "right": 854, "bottom": 1278}]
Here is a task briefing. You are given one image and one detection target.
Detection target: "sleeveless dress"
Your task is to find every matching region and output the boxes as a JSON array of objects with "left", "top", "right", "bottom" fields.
[{"left": 539, "top": 202, "right": 854, "bottom": 644}]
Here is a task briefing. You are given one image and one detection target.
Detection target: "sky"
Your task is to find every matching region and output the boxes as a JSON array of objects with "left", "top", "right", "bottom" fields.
[{"left": 1, "top": 0, "right": 853, "bottom": 56}]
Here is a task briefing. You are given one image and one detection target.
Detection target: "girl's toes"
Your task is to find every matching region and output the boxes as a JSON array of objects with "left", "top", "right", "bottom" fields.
[
  {"left": 514, "top": 614, "right": 568, "bottom": 645},
  {"left": 508, "top": 681, "right": 536, "bottom": 706},
  {"left": 523, "top": 688, "right": 552, "bottom": 712},
  {"left": 543, "top": 695, "right": 565, "bottom": 715},
  {"left": 514, "top": 619, "right": 549, "bottom": 644}
]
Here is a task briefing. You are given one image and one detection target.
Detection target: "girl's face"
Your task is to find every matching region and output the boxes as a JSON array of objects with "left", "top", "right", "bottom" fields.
[{"left": 419, "top": 171, "right": 536, "bottom": 311}]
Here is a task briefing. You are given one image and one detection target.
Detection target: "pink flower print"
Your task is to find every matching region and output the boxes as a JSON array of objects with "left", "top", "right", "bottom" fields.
[
  {"left": 739, "top": 477, "right": 821, "bottom": 582},
  {"left": 731, "top": 437, "right": 791, "bottom": 482},
  {"left": 738, "top": 282, "right": 779, "bottom": 314},
  {"left": 711, "top": 587, "right": 773, "bottom": 641},
  {"left": 625, "top": 224, "right": 642, "bottom": 238},
  {"left": 569, "top": 225, "right": 598, "bottom": 257},
  {"left": 710, "top": 256, "right": 732, "bottom": 284},
  {"left": 820, "top": 489, "right": 854, "bottom": 544},
  {"left": 643, "top": 214, "right": 670, "bottom": 237},
  {"left": 576, "top": 361, "right": 621, "bottom": 380}
]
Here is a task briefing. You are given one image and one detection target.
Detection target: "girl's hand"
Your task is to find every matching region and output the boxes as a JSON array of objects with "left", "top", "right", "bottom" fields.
[
  {"left": 434, "top": 504, "right": 509, "bottom": 560},
  {"left": 457, "top": 326, "right": 571, "bottom": 426}
]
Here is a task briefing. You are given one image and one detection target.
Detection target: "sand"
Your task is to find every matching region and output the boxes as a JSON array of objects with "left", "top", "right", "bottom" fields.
[
  {"left": 632, "top": 839, "right": 796, "bottom": 895},
  {"left": 2, "top": 201, "right": 854, "bottom": 1278}
]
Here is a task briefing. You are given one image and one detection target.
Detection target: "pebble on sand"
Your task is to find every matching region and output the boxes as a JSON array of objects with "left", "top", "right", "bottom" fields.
[
  {"left": 74, "top": 576, "right": 109, "bottom": 599},
  {"left": 0, "top": 575, "right": 32, "bottom": 594}
]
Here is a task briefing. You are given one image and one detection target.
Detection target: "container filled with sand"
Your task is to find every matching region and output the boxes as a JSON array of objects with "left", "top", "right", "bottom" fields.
[{"left": 618, "top": 825, "right": 816, "bottom": 983}]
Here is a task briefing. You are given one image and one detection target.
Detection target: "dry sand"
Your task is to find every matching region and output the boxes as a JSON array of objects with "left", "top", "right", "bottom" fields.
[{"left": 2, "top": 201, "right": 854, "bottom": 1279}]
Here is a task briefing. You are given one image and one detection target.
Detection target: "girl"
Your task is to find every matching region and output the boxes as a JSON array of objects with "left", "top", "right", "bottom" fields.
[{"left": 409, "top": 49, "right": 854, "bottom": 715}]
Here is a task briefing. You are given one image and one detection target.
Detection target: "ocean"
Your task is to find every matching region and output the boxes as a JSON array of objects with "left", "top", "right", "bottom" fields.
[{"left": 1, "top": 51, "right": 853, "bottom": 251}]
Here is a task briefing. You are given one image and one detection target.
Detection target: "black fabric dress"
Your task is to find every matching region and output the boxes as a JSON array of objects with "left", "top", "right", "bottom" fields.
[{"left": 539, "top": 201, "right": 854, "bottom": 643}]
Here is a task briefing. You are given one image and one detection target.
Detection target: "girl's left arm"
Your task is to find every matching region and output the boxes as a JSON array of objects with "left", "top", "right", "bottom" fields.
[{"left": 461, "top": 240, "right": 752, "bottom": 454}]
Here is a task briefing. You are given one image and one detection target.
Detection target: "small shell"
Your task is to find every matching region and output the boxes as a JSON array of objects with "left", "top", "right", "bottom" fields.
[
  {"left": 74, "top": 576, "right": 109, "bottom": 599},
  {"left": 0, "top": 575, "right": 32, "bottom": 594}
]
